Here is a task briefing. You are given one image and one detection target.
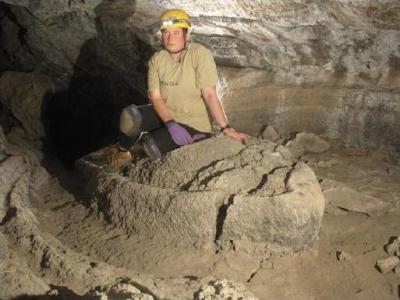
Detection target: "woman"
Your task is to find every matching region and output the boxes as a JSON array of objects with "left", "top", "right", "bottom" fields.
[{"left": 110, "top": 9, "right": 247, "bottom": 169}]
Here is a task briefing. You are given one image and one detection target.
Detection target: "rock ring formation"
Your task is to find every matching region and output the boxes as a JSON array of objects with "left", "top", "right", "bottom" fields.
[{"left": 84, "top": 137, "right": 325, "bottom": 252}]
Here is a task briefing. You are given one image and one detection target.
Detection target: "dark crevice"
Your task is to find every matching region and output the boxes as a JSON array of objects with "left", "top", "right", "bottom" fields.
[
  {"left": 284, "top": 164, "right": 297, "bottom": 190},
  {"left": 248, "top": 173, "right": 269, "bottom": 194},
  {"left": 337, "top": 206, "right": 371, "bottom": 217},
  {"left": 0, "top": 206, "right": 17, "bottom": 226},
  {"left": 197, "top": 167, "right": 236, "bottom": 188},
  {"left": 247, "top": 256, "right": 271, "bottom": 283},
  {"left": 246, "top": 265, "right": 260, "bottom": 283},
  {"left": 0, "top": 101, "right": 26, "bottom": 134},
  {"left": 179, "top": 159, "right": 235, "bottom": 191},
  {"left": 248, "top": 166, "right": 289, "bottom": 195},
  {"left": 0, "top": 177, "right": 22, "bottom": 225},
  {"left": 0, "top": 3, "right": 35, "bottom": 56},
  {"left": 215, "top": 194, "right": 235, "bottom": 241}
]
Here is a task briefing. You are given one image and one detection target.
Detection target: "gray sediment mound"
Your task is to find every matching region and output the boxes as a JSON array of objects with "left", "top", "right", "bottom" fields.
[{"left": 88, "top": 136, "right": 325, "bottom": 252}]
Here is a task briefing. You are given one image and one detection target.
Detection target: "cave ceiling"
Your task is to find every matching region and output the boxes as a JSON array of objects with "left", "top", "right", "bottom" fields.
[{"left": 0, "top": 0, "right": 399, "bottom": 92}]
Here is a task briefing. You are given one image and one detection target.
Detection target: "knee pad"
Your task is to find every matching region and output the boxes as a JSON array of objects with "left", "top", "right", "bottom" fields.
[{"left": 119, "top": 104, "right": 143, "bottom": 137}]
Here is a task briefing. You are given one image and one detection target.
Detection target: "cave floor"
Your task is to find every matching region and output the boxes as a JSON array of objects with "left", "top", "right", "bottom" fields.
[{"left": 29, "top": 146, "right": 400, "bottom": 299}]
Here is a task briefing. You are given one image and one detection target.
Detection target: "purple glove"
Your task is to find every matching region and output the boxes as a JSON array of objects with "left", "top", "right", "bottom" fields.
[
  {"left": 192, "top": 133, "right": 207, "bottom": 142},
  {"left": 166, "top": 122, "right": 193, "bottom": 146}
]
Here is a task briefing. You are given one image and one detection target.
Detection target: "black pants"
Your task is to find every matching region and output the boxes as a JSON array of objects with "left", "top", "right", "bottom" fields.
[{"left": 118, "top": 104, "right": 211, "bottom": 154}]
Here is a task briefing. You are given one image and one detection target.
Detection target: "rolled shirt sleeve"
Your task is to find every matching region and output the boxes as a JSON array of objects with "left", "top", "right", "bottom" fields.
[
  {"left": 194, "top": 46, "right": 218, "bottom": 89},
  {"left": 148, "top": 55, "right": 160, "bottom": 91}
]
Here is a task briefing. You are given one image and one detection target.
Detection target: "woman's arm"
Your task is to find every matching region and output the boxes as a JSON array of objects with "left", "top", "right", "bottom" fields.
[
  {"left": 148, "top": 89, "right": 174, "bottom": 122},
  {"left": 201, "top": 86, "right": 248, "bottom": 143}
]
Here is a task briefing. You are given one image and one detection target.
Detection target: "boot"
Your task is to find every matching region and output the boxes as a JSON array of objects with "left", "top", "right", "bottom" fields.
[{"left": 106, "top": 145, "right": 132, "bottom": 171}]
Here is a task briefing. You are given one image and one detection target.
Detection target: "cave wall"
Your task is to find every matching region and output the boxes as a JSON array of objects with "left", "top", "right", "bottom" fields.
[
  {"left": 219, "top": 68, "right": 400, "bottom": 161},
  {"left": 0, "top": 0, "right": 399, "bottom": 161}
]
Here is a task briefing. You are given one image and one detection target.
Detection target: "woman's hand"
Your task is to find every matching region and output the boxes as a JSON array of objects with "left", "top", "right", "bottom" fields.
[
  {"left": 166, "top": 121, "right": 193, "bottom": 145},
  {"left": 222, "top": 127, "right": 248, "bottom": 144}
]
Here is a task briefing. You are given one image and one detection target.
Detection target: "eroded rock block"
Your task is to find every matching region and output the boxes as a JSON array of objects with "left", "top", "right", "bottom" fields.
[
  {"left": 221, "top": 162, "right": 324, "bottom": 250},
  {"left": 95, "top": 175, "right": 225, "bottom": 242},
  {"left": 323, "top": 187, "right": 388, "bottom": 216},
  {"left": 89, "top": 137, "right": 325, "bottom": 251},
  {"left": 376, "top": 256, "right": 400, "bottom": 273},
  {"left": 336, "top": 251, "right": 352, "bottom": 262},
  {"left": 285, "top": 133, "right": 330, "bottom": 158}
]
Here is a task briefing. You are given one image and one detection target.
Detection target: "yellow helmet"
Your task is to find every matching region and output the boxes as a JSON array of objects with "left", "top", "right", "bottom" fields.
[{"left": 160, "top": 9, "right": 191, "bottom": 30}]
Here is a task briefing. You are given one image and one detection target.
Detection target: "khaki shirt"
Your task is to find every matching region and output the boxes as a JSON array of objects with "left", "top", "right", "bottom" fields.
[{"left": 148, "top": 42, "right": 218, "bottom": 133}]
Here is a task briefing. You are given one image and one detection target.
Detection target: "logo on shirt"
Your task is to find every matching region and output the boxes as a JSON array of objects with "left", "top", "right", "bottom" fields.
[{"left": 161, "top": 80, "right": 180, "bottom": 87}]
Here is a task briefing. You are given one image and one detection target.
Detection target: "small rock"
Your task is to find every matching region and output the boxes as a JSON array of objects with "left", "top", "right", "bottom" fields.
[
  {"left": 376, "top": 256, "right": 400, "bottom": 273},
  {"left": 337, "top": 251, "right": 351, "bottom": 261},
  {"left": 323, "top": 187, "right": 387, "bottom": 216},
  {"left": 195, "top": 279, "right": 258, "bottom": 300},
  {"left": 87, "top": 282, "right": 154, "bottom": 300},
  {"left": 46, "top": 289, "right": 59, "bottom": 296},
  {"left": 385, "top": 237, "right": 400, "bottom": 256},
  {"left": 275, "top": 144, "right": 295, "bottom": 163},
  {"left": 261, "top": 125, "right": 280, "bottom": 142},
  {"left": 285, "top": 133, "right": 330, "bottom": 158}
]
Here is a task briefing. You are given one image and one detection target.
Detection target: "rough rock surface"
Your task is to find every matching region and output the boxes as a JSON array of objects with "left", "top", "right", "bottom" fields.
[
  {"left": 323, "top": 186, "right": 388, "bottom": 216},
  {"left": 385, "top": 237, "right": 400, "bottom": 256},
  {"left": 1, "top": 0, "right": 399, "bottom": 90},
  {"left": 0, "top": 126, "right": 216, "bottom": 300},
  {"left": 376, "top": 256, "right": 400, "bottom": 274},
  {"left": 1, "top": 1, "right": 399, "bottom": 162},
  {"left": 285, "top": 132, "right": 330, "bottom": 158},
  {"left": 260, "top": 125, "right": 280, "bottom": 142},
  {"left": 220, "top": 67, "right": 400, "bottom": 163},
  {"left": 0, "top": 71, "right": 54, "bottom": 145},
  {"left": 195, "top": 279, "right": 258, "bottom": 300},
  {"left": 86, "top": 136, "right": 325, "bottom": 252},
  {"left": 86, "top": 281, "right": 154, "bottom": 300}
]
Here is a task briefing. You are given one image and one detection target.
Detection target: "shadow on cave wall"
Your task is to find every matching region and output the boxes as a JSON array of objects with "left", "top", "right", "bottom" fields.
[
  {"left": 45, "top": 38, "right": 152, "bottom": 168},
  {"left": 10, "top": 284, "right": 86, "bottom": 300}
]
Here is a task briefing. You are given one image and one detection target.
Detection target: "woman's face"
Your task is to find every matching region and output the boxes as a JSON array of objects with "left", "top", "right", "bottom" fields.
[{"left": 161, "top": 27, "right": 186, "bottom": 54}]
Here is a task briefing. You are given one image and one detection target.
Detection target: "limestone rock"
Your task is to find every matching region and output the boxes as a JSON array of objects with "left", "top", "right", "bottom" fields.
[
  {"left": 261, "top": 125, "right": 280, "bottom": 142},
  {"left": 0, "top": 71, "right": 54, "bottom": 144},
  {"left": 0, "top": 255, "right": 50, "bottom": 300},
  {"left": 94, "top": 176, "right": 225, "bottom": 242},
  {"left": 220, "top": 162, "right": 325, "bottom": 250},
  {"left": 0, "top": 1, "right": 99, "bottom": 86},
  {"left": 0, "top": 140, "right": 197, "bottom": 299},
  {"left": 87, "top": 137, "right": 325, "bottom": 252},
  {"left": 323, "top": 187, "right": 388, "bottom": 216},
  {"left": 87, "top": 282, "right": 154, "bottom": 300},
  {"left": 337, "top": 251, "right": 352, "bottom": 262},
  {"left": 2, "top": 1, "right": 400, "bottom": 163},
  {"left": 195, "top": 279, "right": 258, "bottom": 300},
  {"left": 385, "top": 237, "right": 400, "bottom": 256},
  {"left": 2, "top": 0, "right": 400, "bottom": 91},
  {"left": 0, "top": 128, "right": 49, "bottom": 222},
  {"left": 376, "top": 256, "right": 400, "bottom": 274},
  {"left": 285, "top": 133, "right": 330, "bottom": 158}
]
